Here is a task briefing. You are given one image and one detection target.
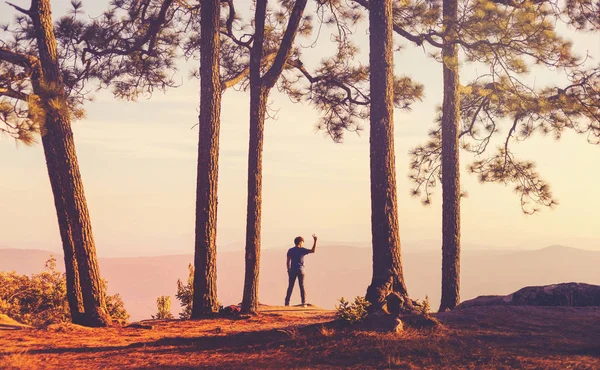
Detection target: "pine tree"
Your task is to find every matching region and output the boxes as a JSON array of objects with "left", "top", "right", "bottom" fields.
[
  {"left": 1, "top": 0, "right": 111, "bottom": 327},
  {"left": 439, "top": 0, "right": 461, "bottom": 312},
  {"left": 363, "top": 0, "right": 412, "bottom": 312},
  {"left": 0, "top": 0, "right": 179, "bottom": 326},
  {"left": 190, "top": 0, "right": 222, "bottom": 317},
  {"left": 240, "top": 0, "right": 309, "bottom": 314},
  {"left": 176, "top": 264, "right": 194, "bottom": 319},
  {"left": 385, "top": 0, "right": 584, "bottom": 310}
]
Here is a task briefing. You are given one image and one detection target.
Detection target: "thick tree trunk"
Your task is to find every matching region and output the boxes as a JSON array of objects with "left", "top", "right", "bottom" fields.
[
  {"left": 241, "top": 86, "right": 269, "bottom": 313},
  {"left": 439, "top": 0, "right": 461, "bottom": 312},
  {"left": 31, "top": 0, "right": 110, "bottom": 327},
  {"left": 240, "top": 0, "right": 307, "bottom": 314},
  {"left": 191, "top": 0, "right": 221, "bottom": 317},
  {"left": 241, "top": 0, "right": 268, "bottom": 314},
  {"left": 365, "top": 0, "right": 410, "bottom": 312}
]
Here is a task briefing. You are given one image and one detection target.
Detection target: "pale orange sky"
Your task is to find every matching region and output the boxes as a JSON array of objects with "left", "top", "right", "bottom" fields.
[{"left": 0, "top": 1, "right": 599, "bottom": 256}]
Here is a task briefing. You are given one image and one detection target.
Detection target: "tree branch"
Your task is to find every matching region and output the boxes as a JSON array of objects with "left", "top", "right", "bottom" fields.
[
  {"left": 503, "top": 116, "right": 520, "bottom": 172},
  {"left": 459, "top": 96, "right": 488, "bottom": 139},
  {"left": 489, "top": 0, "right": 548, "bottom": 8},
  {"left": 287, "top": 58, "right": 370, "bottom": 105},
  {"left": 83, "top": 0, "right": 174, "bottom": 58},
  {"left": 0, "top": 47, "right": 38, "bottom": 70},
  {"left": 221, "top": 52, "right": 277, "bottom": 91},
  {"left": 0, "top": 87, "right": 29, "bottom": 101},
  {"left": 220, "top": 0, "right": 253, "bottom": 50},
  {"left": 6, "top": 1, "right": 31, "bottom": 16},
  {"left": 352, "top": 0, "right": 443, "bottom": 48},
  {"left": 262, "top": 0, "right": 308, "bottom": 88}
]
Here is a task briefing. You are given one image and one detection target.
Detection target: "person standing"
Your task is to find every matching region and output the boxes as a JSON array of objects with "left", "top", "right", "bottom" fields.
[{"left": 285, "top": 234, "right": 317, "bottom": 307}]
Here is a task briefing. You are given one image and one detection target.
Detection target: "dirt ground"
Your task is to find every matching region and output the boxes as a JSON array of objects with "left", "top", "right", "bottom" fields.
[{"left": 1, "top": 305, "right": 599, "bottom": 369}]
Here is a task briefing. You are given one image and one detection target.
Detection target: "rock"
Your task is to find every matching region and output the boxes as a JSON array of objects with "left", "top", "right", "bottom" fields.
[
  {"left": 458, "top": 283, "right": 600, "bottom": 308},
  {"left": 511, "top": 283, "right": 600, "bottom": 306},
  {"left": 456, "top": 295, "right": 513, "bottom": 308},
  {"left": 126, "top": 322, "right": 154, "bottom": 329},
  {"left": 220, "top": 305, "right": 241, "bottom": 316},
  {"left": 401, "top": 314, "right": 442, "bottom": 329}
]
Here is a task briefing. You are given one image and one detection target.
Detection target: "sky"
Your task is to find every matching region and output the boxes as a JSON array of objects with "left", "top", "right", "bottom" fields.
[{"left": 1, "top": 1, "right": 599, "bottom": 257}]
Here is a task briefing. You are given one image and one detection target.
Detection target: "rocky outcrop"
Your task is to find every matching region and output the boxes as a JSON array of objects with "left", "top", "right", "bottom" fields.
[{"left": 458, "top": 283, "right": 600, "bottom": 309}]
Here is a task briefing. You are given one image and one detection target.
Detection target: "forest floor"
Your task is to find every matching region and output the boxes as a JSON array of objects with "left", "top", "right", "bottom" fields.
[{"left": 1, "top": 305, "right": 599, "bottom": 369}]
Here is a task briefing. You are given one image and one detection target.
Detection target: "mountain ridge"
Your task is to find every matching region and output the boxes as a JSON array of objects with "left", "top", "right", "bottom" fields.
[{"left": 1, "top": 245, "right": 599, "bottom": 320}]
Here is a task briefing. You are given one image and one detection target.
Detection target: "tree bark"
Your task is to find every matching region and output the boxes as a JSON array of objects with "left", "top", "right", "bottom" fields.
[
  {"left": 439, "top": 0, "right": 461, "bottom": 312},
  {"left": 241, "top": 0, "right": 268, "bottom": 314},
  {"left": 31, "top": 0, "right": 111, "bottom": 327},
  {"left": 241, "top": 0, "right": 307, "bottom": 314},
  {"left": 365, "top": 0, "right": 410, "bottom": 312},
  {"left": 241, "top": 85, "right": 269, "bottom": 313},
  {"left": 191, "top": 0, "right": 221, "bottom": 317}
]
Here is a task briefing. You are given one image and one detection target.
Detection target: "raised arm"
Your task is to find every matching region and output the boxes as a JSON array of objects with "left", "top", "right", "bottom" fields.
[{"left": 309, "top": 234, "right": 318, "bottom": 253}]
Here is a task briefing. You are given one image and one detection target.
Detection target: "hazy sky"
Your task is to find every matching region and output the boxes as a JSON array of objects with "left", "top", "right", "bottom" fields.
[{"left": 1, "top": 1, "right": 599, "bottom": 256}]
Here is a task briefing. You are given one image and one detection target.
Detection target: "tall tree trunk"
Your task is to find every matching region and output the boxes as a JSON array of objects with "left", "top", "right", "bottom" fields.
[
  {"left": 439, "top": 0, "right": 461, "bottom": 312},
  {"left": 241, "top": 85, "right": 269, "bottom": 313},
  {"left": 365, "top": 0, "right": 410, "bottom": 311},
  {"left": 31, "top": 0, "right": 111, "bottom": 327},
  {"left": 241, "top": 0, "right": 268, "bottom": 314},
  {"left": 40, "top": 146, "right": 84, "bottom": 323},
  {"left": 240, "top": 0, "right": 308, "bottom": 313},
  {"left": 191, "top": 0, "right": 221, "bottom": 317}
]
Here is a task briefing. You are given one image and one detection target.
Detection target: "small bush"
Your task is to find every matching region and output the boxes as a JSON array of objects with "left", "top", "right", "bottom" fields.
[
  {"left": 175, "top": 264, "right": 194, "bottom": 319},
  {"left": 153, "top": 296, "right": 174, "bottom": 319},
  {"left": 336, "top": 296, "right": 370, "bottom": 325},
  {"left": 415, "top": 296, "right": 431, "bottom": 316},
  {"left": 0, "top": 256, "right": 129, "bottom": 326},
  {"left": 175, "top": 264, "right": 222, "bottom": 318},
  {"left": 0, "top": 256, "right": 68, "bottom": 326},
  {"left": 103, "top": 280, "right": 130, "bottom": 321}
]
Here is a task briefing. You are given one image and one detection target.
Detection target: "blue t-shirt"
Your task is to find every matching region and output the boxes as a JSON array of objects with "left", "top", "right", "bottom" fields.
[{"left": 288, "top": 247, "right": 311, "bottom": 272}]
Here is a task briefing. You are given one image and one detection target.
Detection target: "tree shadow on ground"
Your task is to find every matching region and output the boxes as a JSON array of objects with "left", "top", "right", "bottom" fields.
[{"left": 3, "top": 307, "right": 599, "bottom": 369}]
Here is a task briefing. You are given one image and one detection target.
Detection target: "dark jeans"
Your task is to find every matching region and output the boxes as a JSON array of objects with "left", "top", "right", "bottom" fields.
[{"left": 285, "top": 270, "right": 306, "bottom": 304}]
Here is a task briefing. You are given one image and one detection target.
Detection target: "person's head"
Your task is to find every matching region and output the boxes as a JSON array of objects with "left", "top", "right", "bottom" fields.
[{"left": 294, "top": 236, "right": 304, "bottom": 247}]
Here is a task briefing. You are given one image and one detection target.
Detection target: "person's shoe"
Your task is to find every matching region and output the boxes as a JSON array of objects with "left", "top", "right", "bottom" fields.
[
  {"left": 284, "top": 302, "right": 289, "bottom": 307},
  {"left": 302, "top": 303, "right": 308, "bottom": 308}
]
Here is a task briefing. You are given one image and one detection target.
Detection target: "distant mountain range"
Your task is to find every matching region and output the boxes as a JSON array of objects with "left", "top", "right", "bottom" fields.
[{"left": 1, "top": 245, "right": 599, "bottom": 321}]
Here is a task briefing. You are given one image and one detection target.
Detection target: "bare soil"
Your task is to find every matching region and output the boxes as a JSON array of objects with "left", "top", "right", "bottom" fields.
[{"left": 1, "top": 305, "right": 599, "bottom": 369}]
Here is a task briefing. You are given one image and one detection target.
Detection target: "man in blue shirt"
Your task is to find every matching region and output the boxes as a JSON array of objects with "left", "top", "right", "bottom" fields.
[{"left": 285, "top": 234, "right": 318, "bottom": 307}]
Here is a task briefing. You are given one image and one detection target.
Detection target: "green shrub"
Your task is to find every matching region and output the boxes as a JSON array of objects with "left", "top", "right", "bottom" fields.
[
  {"left": 153, "top": 296, "right": 174, "bottom": 319},
  {"left": 175, "top": 264, "right": 194, "bottom": 319},
  {"left": 336, "top": 296, "right": 370, "bottom": 325},
  {"left": 104, "top": 288, "right": 130, "bottom": 321},
  {"left": 0, "top": 256, "right": 129, "bottom": 326},
  {"left": 415, "top": 296, "right": 431, "bottom": 316},
  {"left": 0, "top": 257, "right": 68, "bottom": 327},
  {"left": 175, "top": 264, "right": 223, "bottom": 318}
]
